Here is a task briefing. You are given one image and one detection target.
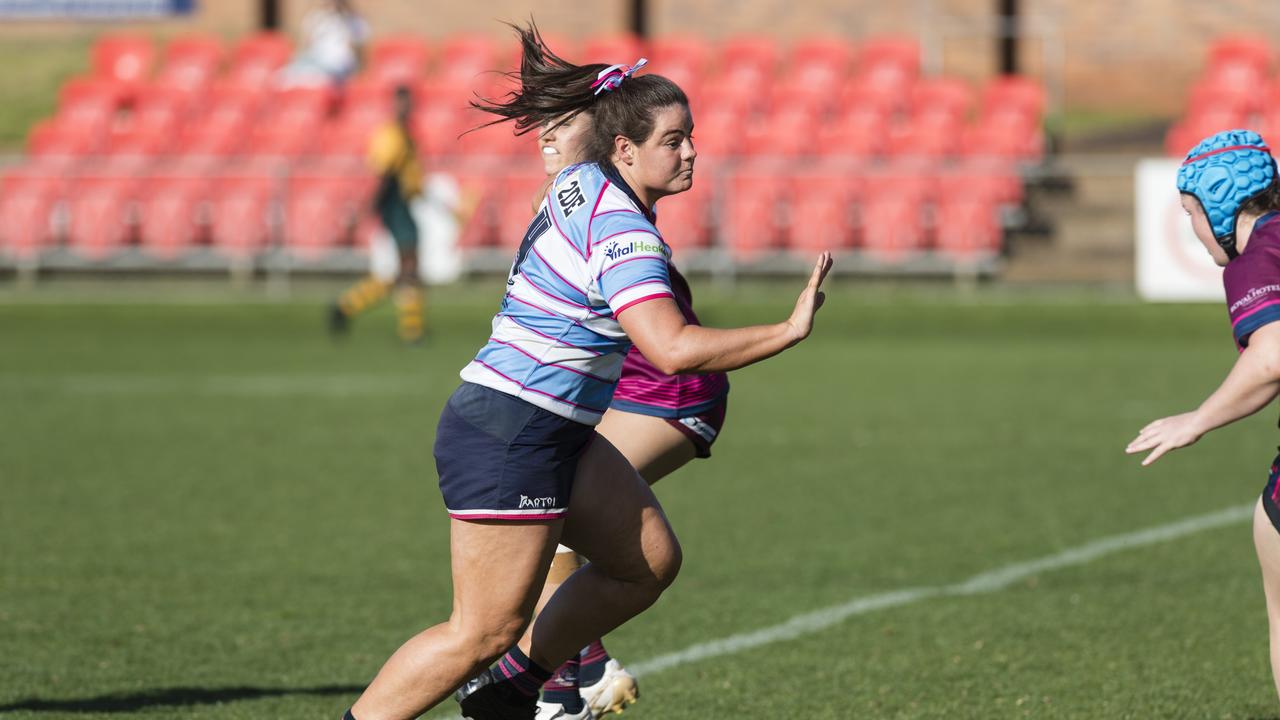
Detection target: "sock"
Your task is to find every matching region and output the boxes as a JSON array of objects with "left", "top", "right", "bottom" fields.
[
  {"left": 337, "top": 276, "right": 390, "bottom": 317},
  {"left": 494, "top": 646, "right": 553, "bottom": 698},
  {"left": 579, "top": 640, "right": 611, "bottom": 688},
  {"left": 394, "top": 284, "right": 425, "bottom": 342},
  {"left": 541, "top": 657, "right": 584, "bottom": 713}
]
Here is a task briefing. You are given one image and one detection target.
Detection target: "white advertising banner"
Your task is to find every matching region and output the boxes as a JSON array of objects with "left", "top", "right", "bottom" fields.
[{"left": 1135, "top": 158, "right": 1225, "bottom": 302}]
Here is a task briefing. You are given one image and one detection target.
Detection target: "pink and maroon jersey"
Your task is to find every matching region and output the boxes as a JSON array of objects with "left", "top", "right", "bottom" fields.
[
  {"left": 611, "top": 263, "right": 730, "bottom": 418},
  {"left": 1225, "top": 213, "right": 1280, "bottom": 351}
]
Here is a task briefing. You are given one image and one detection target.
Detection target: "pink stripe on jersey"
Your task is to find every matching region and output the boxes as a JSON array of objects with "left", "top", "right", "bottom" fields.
[
  {"left": 529, "top": 244, "right": 588, "bottom": 302},
  {"left": 471, "top": 359, "right": 608, "bottom": 414},
  {"left": 500, "top": 314, "right": 604, "bottom": 356},
  {"left": 608, "top": 279, "right": 673, "bottom": 305},
  {"left": 592, "top": 227, "right": 662, "bottom": 249},
  {"left": 614, "top": 292, "right": 675, "bottom": 317},
  {"left": 600, "top": 255, "right": 668, "bottom": 283},
  {"left": 490, "top": 338, "right": 615, "bottom": 384},
  {"left": 585, "top": 180, "right": 611, "bottom": 258},
  {"left": 520, "top": 272, "right": 608, "bottom": 318},
  {"left": 547, "top": 197, "right": 586, "bottom": 260},
  {"left": 1233, "top": 298, "right": 1280, "bottom": 326}
]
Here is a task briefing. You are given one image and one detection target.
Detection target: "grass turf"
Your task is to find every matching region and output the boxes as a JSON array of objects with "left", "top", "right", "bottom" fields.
[{"left": 1, "top": 283, "right": 1277, "bottom": 719}]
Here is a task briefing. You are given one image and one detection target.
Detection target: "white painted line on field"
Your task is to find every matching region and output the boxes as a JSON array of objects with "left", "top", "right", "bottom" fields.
[{"left": 628, "top": 503, "right": 1254, "bottom": 677}]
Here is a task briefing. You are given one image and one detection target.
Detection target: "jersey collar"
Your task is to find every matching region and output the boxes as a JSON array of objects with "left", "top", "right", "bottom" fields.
[{"left": 599, "top": 162, "right": 656, "bottom": 223}]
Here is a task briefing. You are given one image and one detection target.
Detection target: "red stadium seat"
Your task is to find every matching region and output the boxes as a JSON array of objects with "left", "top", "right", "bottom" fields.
[
  {"left": 92, "top": 34, "right": 155, "bottom": 94},
  {"left": 1207, "top": 35, "right": 1272, "bottom": 81},
  {"left": 0, "top": 169, "right": 63, "bottom": 259},
  {"left": 138, "top": 174, "right": 209, "bottom": 258},
  {"left": 699, "top": 75, "right": 759, "bottom": 118},
  {"left": 789, "top": 35, "right": 852, "bottom": 86},
  {"left": 963, "top": 112, "right": 1044, "bottom": 162},
  {"left": 413, "top": 106, "right": 468, "bottom": 159},
  {"left": 980, "top": 75, "right": 1046, "bottom": 122},
  {"left": 437, "top": 34, "right": 497, "bottom": 83},
  {"left": 1187, "top": 80, "right": 1258, "bottom": 118},
  {"left": 815, "top": 109, "right": 888, "bottom": 159},
  {"left": 785, "top": 160, "right": 859, "bottom": 252},
  {"left": 648, "top": 35, "right": 711, "bottom": 79},
  {"left": 656, "top": 162, "right": 714, "bottom": 250},
  {"left": 67, "top": 175, "right": 137, "bottom": 259},
  {"left": 860, "top": 194, "right": 925, "bottom": 261},
  {"left": 743, "top": 108, "right": 818, "bottom": 158},
  {"left": 159, "top": 34, "right": 223, "bottom": 93},
  {"left": 888, "top": 112, "right": 962, "bottom": 160},
  {"left": 688, "top": 107, "right": 739, "bottom": 161},
  {"left": 719, "top": 35, "right": 779, "bottom": 86},
  {"left": 838, "top": 76, "right": 908, "bottom": 119},
  {"left": 285, "top": 171, "right": 364, "bottom": 258},
  {"left": 935, "top": 198, "right": 1001, "bottom": 260},
  {"left": 721, "top": 161, "right": 784, "bottom": 258},
  {"left": 368, "top": 35, "right": 430, "bottom": 88},
  {"left": 209, "top": 168, "right": 276, "bottom": 256},
  {"left": 496, "top": 169, "right": 550, "bottom": 250},
  {"left": 911, "top": 77, "right": 974, "bottom": 123},
  {"left": 229, "top": 32, "right": 293, "bottom": 88},
  {"left": 109, "top": 88, "right": 187, "bottom": 156},
  {"left": 581, "top": 33, "right": 644, "bottom": 65},
  {"left": 855, "top": 36, "right": 920, "bottom": 91},
  {"left": 27, "top": 118, "right": 104, "bottom": 157},
  {"left": 938, "top": 158, "right": 1024, "bottom": 205}
]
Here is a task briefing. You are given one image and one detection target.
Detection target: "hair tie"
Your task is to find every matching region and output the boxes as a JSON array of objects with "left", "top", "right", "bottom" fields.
[{"left": 591, "top": 58, "right": 648, "bottom": 95}]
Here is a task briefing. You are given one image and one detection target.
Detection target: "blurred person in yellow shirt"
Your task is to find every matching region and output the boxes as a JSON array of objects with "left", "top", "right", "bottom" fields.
[{"left": 330, "top": 85, "right": 427, "bottom": 343}]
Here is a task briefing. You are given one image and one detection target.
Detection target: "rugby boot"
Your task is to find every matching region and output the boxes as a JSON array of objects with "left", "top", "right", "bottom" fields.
[
  {"left": 535, "top": 699, "right": 593, "bottom": 719},
  {"left": 456, "top": 667, "right": 537, "bottom": 720},
  {"left": 579, "top": 660, "right": 637, "bottom": 716}
]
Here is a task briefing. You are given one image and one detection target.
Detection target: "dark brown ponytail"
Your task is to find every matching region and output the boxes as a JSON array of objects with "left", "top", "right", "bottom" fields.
[{"left": 472, "top": 21, "right": 689, "bottom": 167}]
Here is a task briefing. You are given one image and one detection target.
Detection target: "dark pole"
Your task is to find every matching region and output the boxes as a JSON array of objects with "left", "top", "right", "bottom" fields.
[
  {"left": 998, "top": 0, "right": 1018, "bottom": 75},
  {"left": 261, "top": 0, "right": 280, "bottom": 31},
  {"left": 630, "top": 0, "right": 647, "bottom": 38}
]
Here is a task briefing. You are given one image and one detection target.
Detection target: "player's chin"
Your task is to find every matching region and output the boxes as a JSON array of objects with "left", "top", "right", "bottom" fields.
[{"left": 669, "top": 172, "right": 694, "bottom": 193}]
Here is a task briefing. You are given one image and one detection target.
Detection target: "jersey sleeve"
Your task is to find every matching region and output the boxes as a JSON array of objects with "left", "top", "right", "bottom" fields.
[
  {"left": 589, "top": 214, "right": 673, "bottom": 316},
  {"left": 1226, "top": 252, "right": 1280, "bottom": 348}
]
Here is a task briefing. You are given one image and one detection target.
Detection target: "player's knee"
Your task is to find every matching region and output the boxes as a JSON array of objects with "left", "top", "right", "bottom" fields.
[
  {"left": 650, "top": 531, "right": 683, "bottom": 591},
  {"left": 451, "top": 613, "right": 529, "bottom": 666}
]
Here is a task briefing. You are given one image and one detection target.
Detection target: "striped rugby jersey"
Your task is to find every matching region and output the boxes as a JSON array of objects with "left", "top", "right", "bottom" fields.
[
  {"left": 459, "top": 162, "right": 675, "bottom": 424},
  {"left": 1225, "top": 212, "right": 1280, "bottom": 351}
]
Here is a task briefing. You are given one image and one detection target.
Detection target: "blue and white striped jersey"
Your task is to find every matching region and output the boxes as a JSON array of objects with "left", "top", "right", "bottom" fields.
[{"left": 459, "top": 162, "right": 674, "bottom": 425}]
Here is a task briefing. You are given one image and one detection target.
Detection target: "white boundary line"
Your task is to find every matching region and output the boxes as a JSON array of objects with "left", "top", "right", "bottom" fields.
[{"left": 628, "top": 503, "right": 1254, "bottom": 677}]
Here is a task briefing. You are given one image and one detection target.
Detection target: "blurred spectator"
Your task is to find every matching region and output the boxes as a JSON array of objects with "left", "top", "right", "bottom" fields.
[
  {"left": 330, "top": 85, "right": 426, "bottom": 343},
  {"left": 278, "top": 0, "right": 369, "bottom": 87}
]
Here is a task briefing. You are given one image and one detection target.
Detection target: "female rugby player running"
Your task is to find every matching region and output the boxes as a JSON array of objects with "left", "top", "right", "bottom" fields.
[
  {"left": 343, "top": 22, "right": 833, "bottom": 720},
  {"left": 528, "top": 99, "right": 729, "bottom": 719},
  {"left": 1126, "top": 129, "right": 1280, "bottom": 701}
]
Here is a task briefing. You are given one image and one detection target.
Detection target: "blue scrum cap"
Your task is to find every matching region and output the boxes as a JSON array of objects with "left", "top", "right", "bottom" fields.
[{"left": 1176, "top": 129, "right": 1276, "bottom": 256}]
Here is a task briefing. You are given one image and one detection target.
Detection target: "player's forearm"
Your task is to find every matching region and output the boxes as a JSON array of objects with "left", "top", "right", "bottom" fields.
[
  {"left": 1191, "top": 347, "right": 1280, "bottom": 434},
  {"left": 661, "top": 322, "right": 799, "bottom": 374}
]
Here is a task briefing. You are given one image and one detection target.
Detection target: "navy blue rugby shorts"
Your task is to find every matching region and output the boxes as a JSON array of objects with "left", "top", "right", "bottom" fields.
[{"left": 435, "top": 382, "right": 594, "bottom": 521}]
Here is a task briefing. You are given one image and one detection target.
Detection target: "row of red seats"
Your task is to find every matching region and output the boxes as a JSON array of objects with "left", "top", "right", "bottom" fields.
[
  {"left": 0, "top": 157, "right": 1015, "bottom": 264},
  {"left": 0, "top": 158, "right": 375, "bottom": 262},
  {"left": 1167, "top": 35, "right": 1277, "bottom": 155},
  {"left": 33, "top": 29, "right": 1046, "bottom": 166},
  {"left": 30, "top": 78, "right": 1042, "bottom": 164}
]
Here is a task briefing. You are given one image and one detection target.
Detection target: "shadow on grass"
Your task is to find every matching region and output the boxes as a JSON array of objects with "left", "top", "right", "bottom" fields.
[{"left": 0, "top": 684, "right": 363, "bottom": 713}]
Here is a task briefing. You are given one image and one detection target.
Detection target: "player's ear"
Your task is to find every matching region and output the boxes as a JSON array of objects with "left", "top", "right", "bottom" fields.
[{"left": 614, "top": 135, "right": 635, "bottom": 165}]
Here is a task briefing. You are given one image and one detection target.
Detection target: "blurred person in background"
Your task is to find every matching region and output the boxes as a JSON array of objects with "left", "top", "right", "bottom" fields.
[
  {"left": 1127, "top": 129, "right": 1280, "bottom": 702},
  {"left": 526, "top": 107, "right": 730, "bottom": 719},
  {"left": 278, "top": 0, "right": 369, "bottom": 87},
  {"left": 330, "top": 85, "right": 426, "bottom": 343}
]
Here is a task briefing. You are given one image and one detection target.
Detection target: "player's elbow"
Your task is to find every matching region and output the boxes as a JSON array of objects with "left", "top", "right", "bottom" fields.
[{"left": 648, "top": 349, "right": 690, "bottom": 376}]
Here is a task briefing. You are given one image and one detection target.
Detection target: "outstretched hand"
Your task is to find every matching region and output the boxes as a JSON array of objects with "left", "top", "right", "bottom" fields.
[
  {"left": 786, "top": 252, "right": 834, "bottom": 343},
  {"left": 1124, "top": 412, "right": 1204, "bottom": 466}
]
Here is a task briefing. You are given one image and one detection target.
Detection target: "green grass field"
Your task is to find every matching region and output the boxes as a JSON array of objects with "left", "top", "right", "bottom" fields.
[{"left": 2, "top": 282, "right": 1279, "bottom": 719}]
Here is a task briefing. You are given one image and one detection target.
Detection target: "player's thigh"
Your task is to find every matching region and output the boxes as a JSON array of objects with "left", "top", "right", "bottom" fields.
[
  {"left": 595, "top": 409, "right": 696, "bottom": 485},
  {"left": 450, "top": 517, "right": 562, "bottom": 641},
  {"left": 559, "top": 434, "right": 681, "bottom": 584}
]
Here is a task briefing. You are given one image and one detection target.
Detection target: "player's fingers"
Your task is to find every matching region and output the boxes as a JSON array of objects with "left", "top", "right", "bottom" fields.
[
  {"left": 807, "top": 253, "right": 828, "bottom": 289},
  {"left": 1125, "top": 435, "right": 1159, "bottom": 454},
  {"left": 1140, "top": 418, "right": 1164, "bottom": 434},
  {"left": 1142, "top": 443, "right": 1170, "bottom": 466}
]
